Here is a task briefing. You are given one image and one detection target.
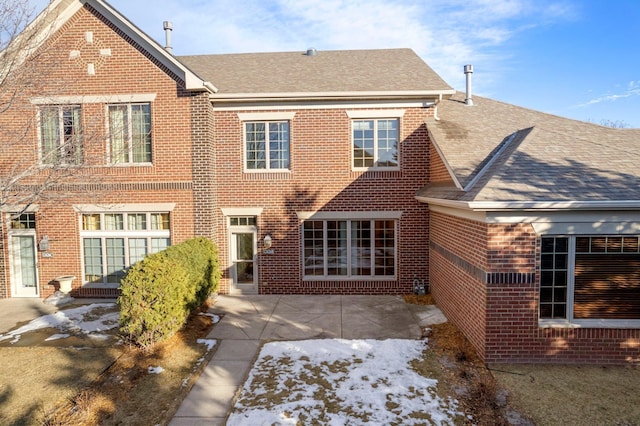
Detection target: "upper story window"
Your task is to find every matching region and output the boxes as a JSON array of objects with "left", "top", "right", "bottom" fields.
[
  {"left": 352, "top": 118, "right": 399, "bottom": 169},
  {"left": 108, "top": 103, "right": 152, "bottom": 164},
  {"left": 244, "top": 121, "right": 290, "bottom": 171},
  {"left": 39, "top": 105, "right": 83, "bottom": 165}
]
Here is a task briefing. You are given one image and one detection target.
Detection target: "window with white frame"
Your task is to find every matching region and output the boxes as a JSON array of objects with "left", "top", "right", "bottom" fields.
[
  {"left": 352, "top": 118, "right": 399, "bottom": 169},
  {"left": 39, "top": 105, "right": 83, "bottom": 165},
  {"left": 108, "top": 103, "right": 152, "bottom": 164},
  {"left": 244, "top": 121, "right": 290, "bottom": 170},
  {"left": 80, "top": 212, "right": 170, "bottom": 285},
  {"left": 540, "top": 235, "right": 640, "bottom": 324},
  {"left": 303, "top": 219, "right": 396, "bottom": 279}
]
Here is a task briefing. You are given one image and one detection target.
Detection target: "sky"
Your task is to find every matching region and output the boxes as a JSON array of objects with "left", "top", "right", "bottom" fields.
[{"left": 30, "top": 0, "right": 640, "bottom": 127}]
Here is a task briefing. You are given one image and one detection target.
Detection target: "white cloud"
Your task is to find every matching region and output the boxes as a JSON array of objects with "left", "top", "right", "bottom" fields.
[
  {"left": 54, "top": 0, "right": 575, "bottom": 93},
  {"left": 576, "top": 81, "right": 640, "bottom": 107}
]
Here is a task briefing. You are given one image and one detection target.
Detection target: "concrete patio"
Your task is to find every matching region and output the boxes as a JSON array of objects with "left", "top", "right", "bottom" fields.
[{"left": 170, "top": 294, "right": 447, "bottom": 425}]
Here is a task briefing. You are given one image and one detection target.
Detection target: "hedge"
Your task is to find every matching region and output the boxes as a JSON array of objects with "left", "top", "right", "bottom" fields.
[{"left": 118, "top": 237, "right": 221, "bottom": 348}]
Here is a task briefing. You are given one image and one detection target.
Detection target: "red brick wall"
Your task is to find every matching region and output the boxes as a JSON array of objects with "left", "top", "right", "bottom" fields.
[
  {"left": 429, "top": 211, "right": 488, "bottom": 359},
  {"left": 214, "top": 107, "right": 433, "bottom": 294},
  {"left": 429, "top": 144, "right": 452, "bottom": 183},
  {"left": 431, "top": 211, "right": 640, "bottom": 365},
  {"left": 0, "top": 5, "right": 197, "bottom": 298}
]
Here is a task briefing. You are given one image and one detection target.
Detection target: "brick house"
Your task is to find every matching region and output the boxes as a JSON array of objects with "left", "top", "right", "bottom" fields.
[{"left": 2, "top": 0, "right": 639, "bottom": 364}]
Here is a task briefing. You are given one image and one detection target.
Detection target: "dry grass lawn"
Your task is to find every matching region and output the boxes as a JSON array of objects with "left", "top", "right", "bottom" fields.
[{"left": 0, "top": 306, "right": 216, "bottom": 426}]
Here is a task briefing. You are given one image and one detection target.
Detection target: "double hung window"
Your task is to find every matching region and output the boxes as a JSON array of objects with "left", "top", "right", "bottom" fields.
[
  {"left": 81, "top": 212, "right": 170, "bottom": 285},
  {"left": 39, "top": 105, "right": 83, "bottom": 165},
  {"left": 108, "top": 103, "right": 152, "bottom": 164},
  {"left": 540, "top": 235, "right": 640, "bottom": 325},
  {"left": 245, "top": 121, "right": 290, "bottom": 170},
  {"left": 303, "top": 219, "right": 396, "bottom": 279}
]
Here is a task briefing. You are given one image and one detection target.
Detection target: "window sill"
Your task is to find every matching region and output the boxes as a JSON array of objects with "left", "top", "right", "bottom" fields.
[
  {"left": 539, "top": 319, "right": 640, "bottom": 329},
  {"left": 108, "top": 162, "right": 154, "bottom": 167},
  {"left": 82, "top": 282, "right": 120, "bottom": 289},
  {"left": 303, "top": 276, "right": 397, "bottom": 282}
]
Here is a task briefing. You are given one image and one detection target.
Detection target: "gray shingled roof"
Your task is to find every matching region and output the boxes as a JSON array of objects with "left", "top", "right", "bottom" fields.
[
  {"left": 178, "top": 49, "right": 453, "bottom": 95},
  {"left": 420, "top": 92, "right": 640, "bottom": 203}
]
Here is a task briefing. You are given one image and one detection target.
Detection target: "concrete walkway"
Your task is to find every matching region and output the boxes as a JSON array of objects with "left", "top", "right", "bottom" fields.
[{"left": 170, "top": 295, "right": 447, "bottom": 425}]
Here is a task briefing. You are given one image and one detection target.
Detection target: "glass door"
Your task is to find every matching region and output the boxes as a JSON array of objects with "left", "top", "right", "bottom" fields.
[
  {"left": 231, "top": 231, "right": 258, "bottom": 293},
  {"left": 10, "top": 234, "right": 39, "bottom": 297}
]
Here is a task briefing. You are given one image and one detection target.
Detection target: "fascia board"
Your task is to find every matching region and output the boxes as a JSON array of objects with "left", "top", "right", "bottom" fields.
[
  {"left": 417, "top": 197, "right": 640, "bottom": 212},
  {"left": 210, "top": 89, "right": 456, "bottom": 102}
]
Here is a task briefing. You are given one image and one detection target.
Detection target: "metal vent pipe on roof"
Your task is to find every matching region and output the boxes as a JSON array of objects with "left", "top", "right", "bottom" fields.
[
  {"left": 464, "top": 64, "right": 473, "bottom": 106},
  {"left": 306, "top": 47, "right": 318, "bottom": 56},
  {"left": 163, "top": 21, "right": 173, "bottom": 54}
]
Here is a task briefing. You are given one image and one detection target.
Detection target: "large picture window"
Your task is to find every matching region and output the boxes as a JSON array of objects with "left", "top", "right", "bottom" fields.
[
  {"left": 80, "top": 212, "right": 170, "bottom": 285},
  {"left": 39, "top": 105, "right": 82, "bottom": 165},
  {"left": 108, "top": 103, "right": 152, "bottom": 164},
  {"left": 540, "top": 235, "right": 640, "bottom": 325},
  {"left": 303, "top": 219, "right": 396, "bottom": 279},
  {"left": 352, "top": 118, "right": 398, "bottom": 169},
  {"left": 244, "top": 121, "right": 290, "bottom": 170}
]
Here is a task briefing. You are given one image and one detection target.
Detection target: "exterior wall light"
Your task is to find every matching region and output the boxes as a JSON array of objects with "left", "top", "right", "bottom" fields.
[
  {"left": 263, "top": 234, "right": 272, "bottom": 249},
  {"left": 39, "top": 235, "right": 50, "bottom": 251}
]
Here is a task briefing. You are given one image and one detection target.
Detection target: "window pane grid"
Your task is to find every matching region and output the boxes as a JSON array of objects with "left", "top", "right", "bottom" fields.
[
  {"left": 81, "top": 212, "right": 170, "bottom": 285},
  {"left": 10, "top": 213, "right": 36, "bottom": 230},
  {"left": 539, "top": 236, "right": 568, "bottom": 319},
  {"left": 40, "top": 105, "right": 82, "bottom": 165},
  {"left": 303, "top": 219, "right": 396, "bottom": 278},
  {"left": 245, "top": 121, "right": 289, "bottom": 170},
  {"left": 352, "top": 118, "right": 398, "bottom": 169},
  {"left": 109, "top": 103, "right": 152, "bottom": 164}
]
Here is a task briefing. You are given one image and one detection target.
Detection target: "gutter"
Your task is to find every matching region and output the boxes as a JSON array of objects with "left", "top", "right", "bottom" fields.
[
  {"left": 209, "top": 89, "right": 457, "bottom": 102},
  {"left": 416, "top": 196, "right": 640, "bottom": 212}
]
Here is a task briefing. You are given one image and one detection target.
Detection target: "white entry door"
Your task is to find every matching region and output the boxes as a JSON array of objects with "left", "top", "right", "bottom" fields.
[
  {"left": 10, "top": 234, "right": 39, "bottom": 297},
  {"left": 230, "top": 231, "right": 258, "bottom": 294}
]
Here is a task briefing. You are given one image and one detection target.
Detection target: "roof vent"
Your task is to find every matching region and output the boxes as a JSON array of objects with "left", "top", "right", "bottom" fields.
[
  {"left": 163, "top": 21, "right": 173, "bottom": 54},
  {"left": 464, "top": 64, "right": 473, "bottom": 106},
  {"left": 306, "top": 47, "right": 318, "bottom": 57}
]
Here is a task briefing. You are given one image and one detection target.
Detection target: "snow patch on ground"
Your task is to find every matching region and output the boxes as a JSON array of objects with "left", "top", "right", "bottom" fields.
[
  {"left": 0, "top": 303, "right": 118, "bottom": 343},
  {"left": 198, "top": 312, "right": 220, "bottom": 323},
  {"left": 196, "top": 338, "right": 217, "bottom": 351},
  {"left": 227, "top": 339, "right": 462, "bottom": 426}
]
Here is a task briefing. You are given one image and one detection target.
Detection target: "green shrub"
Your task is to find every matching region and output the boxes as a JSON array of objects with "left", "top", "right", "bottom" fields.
[
  {"left": 118, "top": 255, "right": 191, "bottom": 349},
  {"left": 163, "top": 237, "right": 221, "bottom": 308},
  {"left": 118, "top": 237, "right": 221, "bottom": 348}
]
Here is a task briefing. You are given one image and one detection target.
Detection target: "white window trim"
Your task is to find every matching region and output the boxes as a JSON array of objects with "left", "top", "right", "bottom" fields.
[
  {"left": 237, "top": 112, "right": 296, "bottom": 121},
  {"left": 31, "top": 94, "right": 157, "bottom": 105},
  {"left": 73, "top": 203, "right": 176, "bottom": 213},
  {"left": 79, "top": 211, "right": 170, "bottom": 288},
  {"left": 37, "top": 105, "right": 83, "bottom": 166},
  {"left": 106, "top": 103, "right": 153, "bottom": 166},
  {"left": 346, "top": 109, "right": 405, "bottom": 119},
  {"left": 221, "top": 207, "right": 264, "bottom": 217},
  {"left": 302, "top": 216, "right": 398, "bottom": 281},
  {"left": 242, "top": 120, "right": 291, "bottom": 173},
  {"left": 351, "top": 117, "right": 401, "bottom": 171},
  {"left": 539, "top": 235, "right": 640, "bottom": 329}
]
